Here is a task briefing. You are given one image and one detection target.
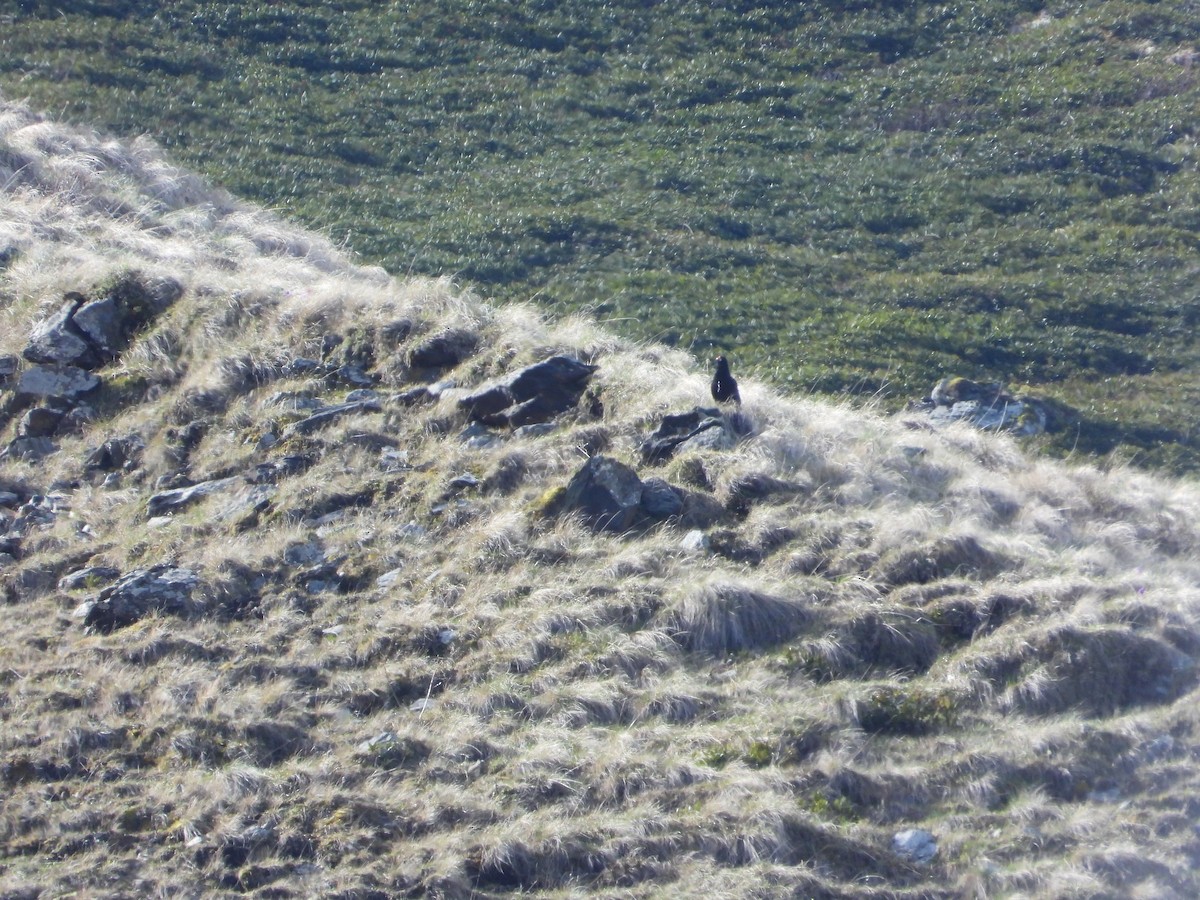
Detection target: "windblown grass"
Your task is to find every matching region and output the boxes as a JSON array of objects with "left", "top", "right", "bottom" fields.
[{"left": 3, "top": 97, "right": 1200, "bottom": 898}]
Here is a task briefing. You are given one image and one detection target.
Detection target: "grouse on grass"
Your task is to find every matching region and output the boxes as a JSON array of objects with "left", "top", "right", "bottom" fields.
[{"left": 711, "top": 355, "right": 741, "bottom": 405}]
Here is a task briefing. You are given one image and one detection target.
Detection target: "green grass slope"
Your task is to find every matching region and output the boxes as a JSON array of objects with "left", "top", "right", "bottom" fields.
[
  {"left": 4, "top": 97, "right": 1200, "bottom": 898},
  {"left": 1, "top": 1, "right": 1199, "bottom": 471}
]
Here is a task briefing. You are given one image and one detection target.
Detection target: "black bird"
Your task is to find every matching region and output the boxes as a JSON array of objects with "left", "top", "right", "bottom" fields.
[{"left": 710, "top": 355, "right": 741, "bottom": 405}]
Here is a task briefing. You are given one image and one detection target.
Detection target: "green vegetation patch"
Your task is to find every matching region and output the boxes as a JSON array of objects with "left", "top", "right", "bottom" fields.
[{"left": 3, "top": 3, "right": 1199, "bottom": 472}]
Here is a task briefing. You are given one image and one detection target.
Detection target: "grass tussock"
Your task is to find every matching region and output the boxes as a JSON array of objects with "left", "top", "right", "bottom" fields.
[{"left": 5, "top": 97, "right": 1200, "bottom": 898}]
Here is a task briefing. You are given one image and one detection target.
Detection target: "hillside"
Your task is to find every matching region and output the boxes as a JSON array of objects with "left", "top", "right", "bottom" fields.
[
  {"left": 5, "top": 98, "right": 1200, "bottom": 898},
  {"left": 2, "top": 0, "right": 1199, "bottom": 471}
]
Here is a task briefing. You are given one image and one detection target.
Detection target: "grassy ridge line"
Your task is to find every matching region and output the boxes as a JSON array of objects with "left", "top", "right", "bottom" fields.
[
  {"left": 4, "top": 94, "right": 1200, "bottom": 898},
  {"left": 3, "top": 0, "right": 1200, "bottom": 470}
]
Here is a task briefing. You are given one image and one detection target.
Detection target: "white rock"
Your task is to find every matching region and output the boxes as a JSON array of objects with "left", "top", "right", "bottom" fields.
[{"left": 893, "top": 828, "right": 937, "bottom": 863}]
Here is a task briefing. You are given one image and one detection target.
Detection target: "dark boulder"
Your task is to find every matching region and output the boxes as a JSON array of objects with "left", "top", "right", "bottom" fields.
[
  {"left": 562, "top": 455, "right": 644, "bottom": 533},
  {"left": 640, "top": 407, "right": 749, "bottom": 464},
  {"left": 459, "top": 355, "right": 597, "bottom": 428}
]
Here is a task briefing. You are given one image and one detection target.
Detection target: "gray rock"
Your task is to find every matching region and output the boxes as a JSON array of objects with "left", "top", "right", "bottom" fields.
[
  {"left": 892, "top": 828, "right": 937, "bottom": 864},
  {"left": 18, "top": 407, "right": 64, "bottom": 438},
  {"left": 73, "top": 565, "right": 202, "bottom": 632},
  {"left": 924, "top": 377, "right": 1048, "bottom": 436},
  {"left": 59, "top": 565, "right": 122, "bottom": 591},
  {"left": 0, "top": 354, "right": 17, "bottom": 382},
  {"left": 562, "top": 455, "right": 643, "bottom": 533},
  {"left": 147, "top": 476, "right": 241, "bottom": 518},
  {"left": 0, "top": 491, "right": 20, "bottom": 508},
  {"left": 283, "top": 398, "right": 382, "bottom": 437},
  {"left": 25, "top": 295, "right": 97, "bottom": 367},
  {"left": 680, "top": 529, "right": 710, "bottom": 553},
  {"left": 459, "top": 422, "right": 500, "bottom": 449},
  {"left": 16, "top": 364, "right": 100, "bottom": 402},
  {"left": 375, "top": 566, "right": 405, "bottom": 588},
  {"left": 640, "top": 407, "right": 742, "bottom": 464},
  {"left": 640, "top": 477, "right": 685, "bottom": 520},
  {"left": 459, "top": 355, "right": 597, "bottom": 428},
  {"left": 2, "top": 436, "right": 56, "bottom": 461},
  {"left": 84, "top": 435, "right": 145, "bottom": 473},
  {"left": 71, "top": 296, "right": 124, "bottom": 359},
  {"left": 333, "top": 364, "right": 375, "bottom": 388}
]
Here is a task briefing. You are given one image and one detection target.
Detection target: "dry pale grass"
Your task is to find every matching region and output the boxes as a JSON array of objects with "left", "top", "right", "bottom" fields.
[{"left": 4, "top": 95, "right": 1200, "bottom": 898}]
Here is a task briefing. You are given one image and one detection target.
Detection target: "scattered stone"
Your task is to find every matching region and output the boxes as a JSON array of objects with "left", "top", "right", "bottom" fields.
[
  {"left": 459, "top": 422, "right": 500, "bottom": 449},
  {"left": 445, "top": 473, "right": 480, "bottom": 496},
  {"left": 249, "top": 454, "right": 312, "bottom": 484},
  {"left": 562, "top": 455, "right": 644, "bottom": 533},
  {"left": 59, "top": 565, "right": 122, "bottom": 592},
  {"left": 16, "top": 364, "right": 100, "bottom": 402},
  {"left": 459, "top": 355, "right": 597, "bottom": 428},
  {"left": 0, "top": 355, "right": 18, "bottom": 382},
  {"left": 892, "top": 828, "right": 937, "bottom": 864},
  {"left": 24, "top": 294, "right": 100, "bottom": 368},
  {"left": 375, "top": 566, "right": 405, "bottom": 588},
  {"left": 147, "top": 476, "right": 241, "bottom": 518},
  {"left": 282, "top": 397, "right": 382, "bottom": 437},
  {"left": 680, "top": 529, "right": 710, "bottom": 553},
  {"left": 24, "top": 276, "right": 181, "bottom": 372},
  {"left": 73, "top": 565, "right": 202, "bottom": 633},
  {"left": 267, "top": 390, "right": 322, "bottom": 411},
  {"left": 0, "top": 491, "right": 20, "bottom": 508},
  {"left": 409, "top": 329, "right": 478, "bottom": 369},
  {"left": 379, "top": 448, "right": 410, "bottom": 472}
]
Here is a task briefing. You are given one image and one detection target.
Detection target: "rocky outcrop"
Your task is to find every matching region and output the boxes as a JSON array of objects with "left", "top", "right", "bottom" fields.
[
  {"left": 14, "top": 364, "right": 100, "bottom": 402},
  {"left": 24, "top": 274, "right": 182, "bottom": 371},
  {"left": 459, "top": 355, "right": 597, "bottom": 428},
  {"left": 915, "top": 377, "right": 1049, "bottom": 436},
  {"left": 2, "top": 273, "right": 182, "bottom": 461},
  {"left": 72, "top": 565, "right": 203, "bottom": 633}
]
